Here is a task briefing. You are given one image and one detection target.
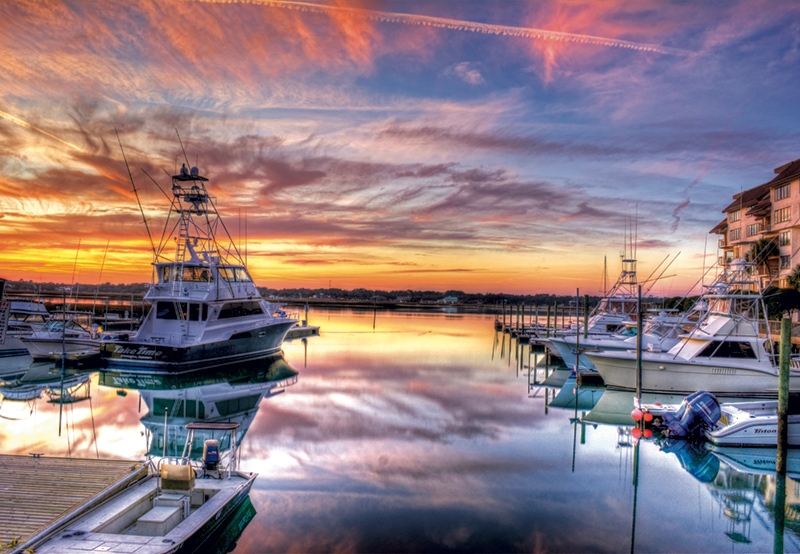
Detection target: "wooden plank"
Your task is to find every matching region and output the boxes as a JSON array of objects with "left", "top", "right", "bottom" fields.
[{"left": 0, "top": 455, "right": 146, "bottom": 551}]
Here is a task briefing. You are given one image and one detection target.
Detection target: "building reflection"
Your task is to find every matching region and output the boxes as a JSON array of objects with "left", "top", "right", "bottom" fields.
[{"left": 98, "top": 354, "right": 298, "bottom": 458}]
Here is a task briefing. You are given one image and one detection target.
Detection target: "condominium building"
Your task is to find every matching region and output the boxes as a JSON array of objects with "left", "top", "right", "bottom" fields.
[{"left": 711, "top": 158, "right": 800, "bottom": 288}]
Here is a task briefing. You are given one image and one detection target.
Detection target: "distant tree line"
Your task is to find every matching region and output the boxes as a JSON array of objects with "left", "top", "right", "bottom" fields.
[{"left": 4, "top": 279, "right": 623, "bottom": 307}]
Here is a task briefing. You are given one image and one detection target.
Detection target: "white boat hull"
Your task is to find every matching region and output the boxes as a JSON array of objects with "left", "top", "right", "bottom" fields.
[
  {"left": 706, "top": 400, "right": 800, "bottom": 446},
  {"left": 21, "top": 337, "right": 99, "bottom": 362},
  {"left": 586, "top": 350, "right": 800, "bottom": 396}
]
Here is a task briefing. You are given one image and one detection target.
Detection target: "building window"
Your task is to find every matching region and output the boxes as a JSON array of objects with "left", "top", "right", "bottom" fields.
[
  {"left": 775, "top": 206, "right": 791, "bottom": 224},
  {"left": 746, "top": 224, "right": 759, "bottom": 237},
  {"left": 781, "top": 230, "right": 791, "bottom": 246},
  {"left": 781, "top": 255, "right": 791, "bottom": 269},
  {"left": 729, "top": 228, "right": 741, "bottom": 241},
  {"left": 775, "top": 183, "right": 791, "bottom": 201},
  {"left": 729, "top": 210, "right": 741, "bottom": 222}
]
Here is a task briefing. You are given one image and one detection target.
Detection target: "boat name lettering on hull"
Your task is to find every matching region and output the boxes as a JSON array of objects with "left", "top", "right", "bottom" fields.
[
  {"left": 112, "top": 345, "right": 164, "bottom": 359},
  {"left": 754, "top": 428, "right": 776, "bottom": 434}
]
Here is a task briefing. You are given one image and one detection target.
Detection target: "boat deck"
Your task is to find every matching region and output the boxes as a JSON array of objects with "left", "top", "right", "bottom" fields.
[{"left": 0, "top": 455, "right": 147, "bottom": 552}]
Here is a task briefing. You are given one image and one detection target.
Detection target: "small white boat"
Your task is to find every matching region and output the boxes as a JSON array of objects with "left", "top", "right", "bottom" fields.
[
  {"left": 705, "top": 399, "right": 800, "bottom": 447},
  {"left": 20, "top": 312, "right": 99, "bottom": 362},
  {"left": 35, "top": 422, "right": 256, "bottom": 554},
  {"left": 638, "top": 391, "right": 800, "bottom": 447}
]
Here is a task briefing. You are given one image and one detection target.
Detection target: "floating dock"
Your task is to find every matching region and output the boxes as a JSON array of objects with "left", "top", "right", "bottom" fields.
[
  {"left": 0, "top": 455, "right": 147, "bottom": 552},
  {"left": 285, "top": 324, "right": 320, "bottom": 340}
]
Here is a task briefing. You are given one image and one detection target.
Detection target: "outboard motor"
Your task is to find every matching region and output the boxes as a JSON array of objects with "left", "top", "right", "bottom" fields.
[
  {"left": 660, "top": 390, "right": 721, "bottom": 438},
  {"left": 203, "top": 439, "right": 220, "bottom": 474}
]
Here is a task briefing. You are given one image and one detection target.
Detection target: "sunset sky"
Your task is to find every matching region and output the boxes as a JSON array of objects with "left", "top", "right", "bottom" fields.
[{"left": 1, "top": 0, "right": 799, "bottom": 295}]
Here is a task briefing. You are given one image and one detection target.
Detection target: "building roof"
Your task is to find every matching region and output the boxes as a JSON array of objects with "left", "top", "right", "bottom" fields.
[
  {"left": 721, "top": 182, "right": 770, "bottom": 213},
  {"left": 709, "top": 218, "right": 727, "bottom": 234},
  {"left": 721, "top": 158, "right": 800, "bottom": 213},
  {"left": 768, "top": 157, "right": 800, "bottom": 187}
]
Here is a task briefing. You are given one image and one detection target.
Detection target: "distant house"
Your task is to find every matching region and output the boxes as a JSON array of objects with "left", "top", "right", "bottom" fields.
[{"left": 439, "top": 296, "right": 458, "bottom": 304}]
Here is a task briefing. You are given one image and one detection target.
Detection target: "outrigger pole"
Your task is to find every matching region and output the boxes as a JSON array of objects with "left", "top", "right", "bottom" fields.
[{"left": 116, "top": 129, "right": 157, "bottom": 261}]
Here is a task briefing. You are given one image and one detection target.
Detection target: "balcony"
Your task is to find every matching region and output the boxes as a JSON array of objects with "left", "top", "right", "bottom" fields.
[{"left": 718, "top": 238, "right": 727, "bottom": 248}]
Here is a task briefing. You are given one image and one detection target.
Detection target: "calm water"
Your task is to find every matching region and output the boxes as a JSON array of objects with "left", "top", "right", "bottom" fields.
[{"left": 2, "top": 308, "right": 798, "bottom": 553}]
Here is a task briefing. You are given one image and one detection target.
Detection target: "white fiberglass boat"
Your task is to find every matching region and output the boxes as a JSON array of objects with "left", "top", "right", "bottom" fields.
[
  {"left": 547, "top": 309, "right": 700, "bottom": 371},
  {"left": 100, "top": 164, "right": 296, "bottom": 372},
  {"left": 34, "top": 422, "right": 255, "bottom": 554},
  {"left": 586, "top": 259, "right": 799, "bottom": 396},
  {"left": 705, "top": 398, "right": 800, "bottom": 447},
  {"left": 0, "top": 293, "right": 49, "bottom": 374},
  {"left": 20, "top": 312, "right": 98, "bottom": 362}
]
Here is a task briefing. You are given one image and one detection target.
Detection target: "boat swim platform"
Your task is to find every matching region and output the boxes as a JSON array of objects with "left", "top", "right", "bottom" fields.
[{"left": 0, "top": 455, "right": 147, "bottom": 552}]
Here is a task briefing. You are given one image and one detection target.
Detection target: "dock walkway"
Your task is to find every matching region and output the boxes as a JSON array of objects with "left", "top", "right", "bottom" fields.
[{"left": 0, "top": 455, "right": 146, "bottom": 552}]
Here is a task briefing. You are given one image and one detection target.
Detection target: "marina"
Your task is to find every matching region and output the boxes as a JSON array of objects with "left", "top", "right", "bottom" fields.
[{"left": 2, "top": 308, "right": 800, "bottom": 552}]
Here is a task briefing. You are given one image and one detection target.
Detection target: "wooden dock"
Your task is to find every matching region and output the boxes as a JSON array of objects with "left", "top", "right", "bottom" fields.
[{"left": 0, "top": 455, "right": 147, "bottom": 552}]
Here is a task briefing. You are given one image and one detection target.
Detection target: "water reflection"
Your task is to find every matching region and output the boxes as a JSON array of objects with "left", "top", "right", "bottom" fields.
[{"left": 98, "top": 354, "right": 298, "bottom": 459}]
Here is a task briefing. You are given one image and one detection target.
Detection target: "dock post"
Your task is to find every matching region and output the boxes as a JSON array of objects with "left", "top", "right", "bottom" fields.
[
  {"left": 778, "top": 314, "right": 791, "bottom": 470},
  {"left": 554, "top": 302, "right": 558, "bottom": 332},
  {"left": 776, "top": 314, "right": 791, "bottom": 553},
  {"left": 583, "top": 294, "right": 589, "bottom": 340},
  {"left": 546, "top": 304, "right": 552, "bottom": 338},
  {"left": 635, "top": 285, "right": 643, "bottom": 402}
]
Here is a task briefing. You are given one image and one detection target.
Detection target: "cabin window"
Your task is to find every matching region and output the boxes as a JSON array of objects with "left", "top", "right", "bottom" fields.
[
  {"left": 218, "top": 266, "right": 252, "bottom": 282},
  {"left": 156, "top": 302, "right": 178, "bottom": 320},
  {"left": 697, "top": 340, "right": 756, "bottom": 359},
  {"left": 218, "top": 301, "right": 264, "bottom": 319},
  {"left": 216, "top": 394, "right": 261, "bottom": 416},
  {"left": 153, "top": 399, "right": 205, "bottom": 419},
  {"left": 182, "top": 266, "right": 213, "bottom": 282},
  {"left": 156, "top": 302, "right": 208, "bottom": 321}
]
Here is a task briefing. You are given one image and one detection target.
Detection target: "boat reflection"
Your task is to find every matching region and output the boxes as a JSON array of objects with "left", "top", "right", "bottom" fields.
[
  {"left": 0, "top": 362, "right": 92, "bottom": 408},
  {"left": 99, "top": 353, "right": 298, "bottom": 459},
  {"left": 654, "top": 439, "right": 800, "bottom": 548}
]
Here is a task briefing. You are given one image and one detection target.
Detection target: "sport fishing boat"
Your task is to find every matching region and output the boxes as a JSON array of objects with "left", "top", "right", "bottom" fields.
[
  {"left": 100, "top": 164, "right": 296, "bottom": 372},
  {"left": 533, "top": 256, "right": 640, "bottom": 357},
  {"left": 585, "top": 259, "right": 800, "bottom": 396},
  {"left": 547, "top": 308, "right": 702, "bottom": 372}
]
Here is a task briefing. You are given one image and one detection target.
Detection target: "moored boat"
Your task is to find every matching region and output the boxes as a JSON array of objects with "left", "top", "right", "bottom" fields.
[
  {"left": 100, "top": 163, "right": 296, "bottom": 372},
  {"left": 586, "top": 259, "right": 798, "bottom": 396},
  {"left": 33, "top": 422, "right": 256, "bottom": 554}
]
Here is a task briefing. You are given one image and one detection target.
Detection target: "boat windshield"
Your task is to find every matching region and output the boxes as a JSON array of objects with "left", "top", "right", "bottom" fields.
[
  {"left": 44, "top": 320, "right": 88, "bottom": 333},
  {"left": 218, "top": 267, "right": 251, "bottom": 283},
  {"left": 162, "top": 265, "right": 213, "bottom": 283}
]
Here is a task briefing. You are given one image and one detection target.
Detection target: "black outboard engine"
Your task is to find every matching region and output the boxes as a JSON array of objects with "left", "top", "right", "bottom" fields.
[
  {"left": 660, "top": 390, "right": 721, "bottom": 438},
  {"left": 203, "top": 439, "right": 220, "bottom": 477}
]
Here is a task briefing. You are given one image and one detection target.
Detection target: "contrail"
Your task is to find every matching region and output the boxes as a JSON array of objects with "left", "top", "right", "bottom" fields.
[
  {"left": 0, "top": 108, "right": 83, "bottom": 152},
  {"left": 191, "top": 0, "right": 691, "bottom": 56}
]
